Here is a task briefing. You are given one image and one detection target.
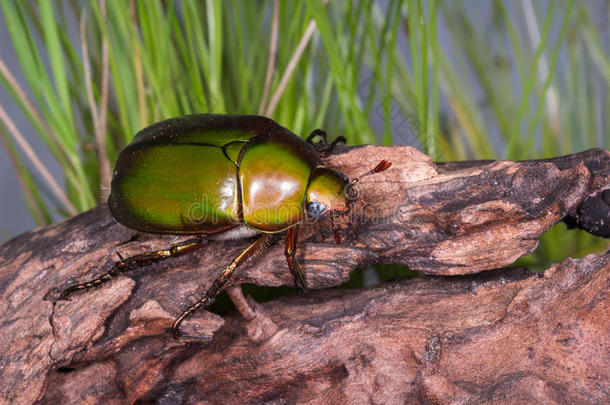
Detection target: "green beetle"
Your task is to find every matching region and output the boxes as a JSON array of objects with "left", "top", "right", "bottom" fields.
[{"left": 59, "top": 114, "right": 390, "bottom": 337}]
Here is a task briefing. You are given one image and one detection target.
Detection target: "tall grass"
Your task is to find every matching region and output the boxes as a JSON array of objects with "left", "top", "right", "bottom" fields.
[{"left": 1, "top": 0, "right": 608, "bottom": 269}]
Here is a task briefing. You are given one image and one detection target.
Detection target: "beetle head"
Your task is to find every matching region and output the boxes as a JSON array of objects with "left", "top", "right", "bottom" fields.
[
  {"left": 305, "top": 160, "right": 392, "bottom": 244},
  {"left": 306, "top": 167, "right": 351, "bottom": 220}
]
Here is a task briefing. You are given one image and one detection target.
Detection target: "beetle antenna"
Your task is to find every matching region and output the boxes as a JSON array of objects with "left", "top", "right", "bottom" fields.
[{"left": 350, "top": 159, "right": 392, "bottom": 187}]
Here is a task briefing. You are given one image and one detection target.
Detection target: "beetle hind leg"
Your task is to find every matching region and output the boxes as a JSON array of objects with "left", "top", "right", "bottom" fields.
[
  {"left": 56, "top": 238, "right": 206, "bottom": 301},
  {"left": 172, "top": 233, "right": 274, "bottom": 338}
]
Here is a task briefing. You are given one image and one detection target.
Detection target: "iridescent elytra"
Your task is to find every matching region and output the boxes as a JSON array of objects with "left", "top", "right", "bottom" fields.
[{"left": 58, "top": 114, "right": 391, "bottom": 337}]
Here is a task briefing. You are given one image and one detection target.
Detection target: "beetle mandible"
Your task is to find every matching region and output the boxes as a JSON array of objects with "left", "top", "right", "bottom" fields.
[{"left": 58, "top": 114, "right": 391, "bottom": 338}]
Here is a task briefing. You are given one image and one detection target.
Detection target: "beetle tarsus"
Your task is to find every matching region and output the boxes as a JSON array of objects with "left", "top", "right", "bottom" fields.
[
  {"left": 56, "top": 270, "right": 119, "bottom": 301},
  {"left": 56, "top": 238, "right": 206, "bottom": 302},
  {"left": 327, "top": 135, "right": 347, "bottom": 153},
  {"left": 284, "top": 227, "right": 308, "bottom": 293},
  {"left": 172, "top": 296, "right": 213, "bottom": 338},
  {"left": 288, "top": 259, "right": 308, "bottom": 293},
  {"left": 305, "top": 129, "right": 328, "bottom": 145},
  {"left": 295, "top": 278, "right": 308, "bottom": 294},
  {"left": 306, "top": 129, "right": 346, "bottom": 157},
  {"left": 172, "top": 234, "right": 273, "bottom": 338}
]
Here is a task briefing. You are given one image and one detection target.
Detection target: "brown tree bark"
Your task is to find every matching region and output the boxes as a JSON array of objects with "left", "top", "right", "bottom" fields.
[{"left": 0, "top": 147, "right": 608, "bottom": 404}]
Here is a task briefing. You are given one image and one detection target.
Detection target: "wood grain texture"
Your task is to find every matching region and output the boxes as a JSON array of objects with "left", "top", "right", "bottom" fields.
[{"left": 0, "top": 147, "right": 608, "bottom": 404}]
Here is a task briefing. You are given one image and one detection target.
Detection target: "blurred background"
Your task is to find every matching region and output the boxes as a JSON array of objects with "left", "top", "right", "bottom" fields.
[{"left": 0, "top": 0, "right": 608, "bottom": 279}]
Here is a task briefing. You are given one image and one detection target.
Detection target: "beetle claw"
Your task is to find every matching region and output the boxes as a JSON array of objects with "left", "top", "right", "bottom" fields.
[
  {"left": 291, "top": 269, "right": 308, "bottom": 293},
  {"left": 290, "top": 270, "right": 308, "bottom": 293},
  {"left": 296, "top": 282, "right": 308, "bottom": 294}
]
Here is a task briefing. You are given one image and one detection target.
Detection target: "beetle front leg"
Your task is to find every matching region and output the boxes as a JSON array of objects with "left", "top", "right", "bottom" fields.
[
  {"left": 56, "top": 238, "right": 206, "bottom": 301},
  {"left": 284, "top": 226, "right": 307, "bottom": 292},
  {"left": 172, "top": 233, "right": 273, "bottom": 338}
]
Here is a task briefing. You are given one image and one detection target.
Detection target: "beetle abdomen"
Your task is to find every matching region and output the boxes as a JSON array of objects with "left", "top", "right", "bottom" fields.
[
  {"left": 109, "top": 143, "right": 239, "bottom": 234},
  {"left": 109, "top": 115, "right": 270, "bottom": 234},
  {"left": 130, "top": 114, "right": 276, "bottom": 146}
]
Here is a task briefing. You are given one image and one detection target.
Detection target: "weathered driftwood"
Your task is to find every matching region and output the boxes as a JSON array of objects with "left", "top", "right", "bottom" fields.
[{"left": 0, "top": 147, "right": 608, "bottom": 404}]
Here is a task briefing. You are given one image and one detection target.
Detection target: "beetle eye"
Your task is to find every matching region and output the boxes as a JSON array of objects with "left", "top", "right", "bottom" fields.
[
  {"left": 306, "top": 202, "right": 326, "bottom": 219},
  {"left": 345, "top": 184, "right": 358, "bottom": 201}
]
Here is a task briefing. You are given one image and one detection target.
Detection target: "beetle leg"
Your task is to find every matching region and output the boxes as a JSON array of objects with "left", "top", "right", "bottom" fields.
[
  {"left": 305, "top": 128, "right": 328, "bottom": 145},
  {"left": 306, "top": 129, "right": 346, "bottom": 157},
  {"left": 284, "top": 226, "right": 308, "bottom": 292},
  {"left": 57, "top": 238, "right": 206, "bottom": 301},
  {"left": 172, "top": 233, "right": 273, "bottom": 338},
  {"left": 327, "top": 135, "right": 347, "bottom": 153},
  {"left": 306, "top": 129, "right": 331, "bottom": 155}
]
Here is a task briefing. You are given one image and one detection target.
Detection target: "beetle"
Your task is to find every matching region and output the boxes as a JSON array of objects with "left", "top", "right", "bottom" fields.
[{"left": 58, "top": 114, "right": 391, "bottom": 337}]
